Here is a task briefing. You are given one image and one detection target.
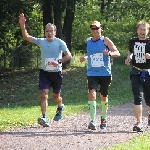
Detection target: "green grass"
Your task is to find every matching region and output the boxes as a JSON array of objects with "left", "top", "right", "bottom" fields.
[
  {"left": 1, "top": 56, "right": 150, "bottom": 149},
  {"left": 0, "top": 63, "right": 132, "bottom": 131},
  {"left": 105, "top": 130, "right": 150, "bottom": 150}
]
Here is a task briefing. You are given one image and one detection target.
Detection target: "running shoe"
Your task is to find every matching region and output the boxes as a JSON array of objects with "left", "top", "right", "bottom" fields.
[
  {"left": 100, "top": 117, "right": 107, "bottom": 129},
  {"left": 88, "top": 121, "right": 96, "bottom": 130},
  {"left": 148, "top": 114, "right": 150, "bottom": 126},
  {"left": 53, "top": 104, "right": 65, "bottom": 121},
  {"left": 133, "top": 122, "right": 143, "bottom": 132},
  {"left": 37, "top": 117, "right": 50, "bottom": 127}
]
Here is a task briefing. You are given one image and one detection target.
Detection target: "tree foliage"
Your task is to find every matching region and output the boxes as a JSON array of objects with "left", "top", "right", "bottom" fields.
[{"left": 1, "top": 0, "right": 150, "bottom": 70}]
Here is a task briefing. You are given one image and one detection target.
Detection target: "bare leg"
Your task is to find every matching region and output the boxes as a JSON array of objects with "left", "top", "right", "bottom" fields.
[
  {"left": 38, "top": 89, "right": 50, "bottom": 127},
  {"left": 53, "top": 93, "right": 62, "bottom": 107},
  {"left": 40, "top": 89, "right": 49, "bottom": 115},
  {"left": 133, "top": 104, "right": 142, "bottom": 122},
  {"left": 53, "top": 93, "right": 65, "bottom": 121},
  {"left": 147, "top": 106, "right": 150, "bottom": 114}
]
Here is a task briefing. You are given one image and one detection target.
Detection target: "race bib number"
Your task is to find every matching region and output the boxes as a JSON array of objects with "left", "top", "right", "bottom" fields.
[
  {"left": 90, "top": 53, "right": 104, "bottom": 67},
  {"left": 134, "top": 42, "right": 146, "bottom": 63},
  {"left": 45, "top": 58, "right": 58, "bottom": 70}
]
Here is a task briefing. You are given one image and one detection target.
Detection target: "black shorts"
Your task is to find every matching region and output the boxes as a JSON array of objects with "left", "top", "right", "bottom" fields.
[
  {"left": 38, "top": 69, "right": 63, "bottom": 94},
  {"left": 87, "top": 76, "right": 112, "bottom": 97}
]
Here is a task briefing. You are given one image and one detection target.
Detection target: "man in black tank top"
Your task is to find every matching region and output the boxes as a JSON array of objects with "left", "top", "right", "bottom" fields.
[{"left": 125, "top": 21, "right": 150, "bottom": 132}]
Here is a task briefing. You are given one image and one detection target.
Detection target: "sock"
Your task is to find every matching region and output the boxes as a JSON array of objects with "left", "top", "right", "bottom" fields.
[
  {"left": 42, "top": 114, "right": 46, "bottom": 118},
  {"left": 88, "top": 101, "right": 96, "bottom": 122},
  {"left": 101, "top": 101, "right": 108, "bottom": 119}
]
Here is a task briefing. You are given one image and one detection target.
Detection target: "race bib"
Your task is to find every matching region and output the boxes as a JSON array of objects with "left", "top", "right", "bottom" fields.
[
  {"left": 90, "top": 53, "right": 104, "bottom": 67},
  {"left": 134, "top": 42, "right": 146, "bottom": 63},
  {"left": 45, "top": 58, "right": 58, "bottom": 70},
  {"left": 148, "top": 69, "right": 150, "bottom": 75}
]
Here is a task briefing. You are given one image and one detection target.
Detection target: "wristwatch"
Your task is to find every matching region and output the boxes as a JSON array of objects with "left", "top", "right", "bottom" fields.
[
  {"left": 58, "top": 59, "right": 62, "bottom": 64},
  {"left": 108, "top": 51, "right": 112, "bottom": 56}
]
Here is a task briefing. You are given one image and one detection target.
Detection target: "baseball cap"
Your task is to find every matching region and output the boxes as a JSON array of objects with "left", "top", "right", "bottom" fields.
[{"left": 90, "top": 21, "right": 101, "bottom": 28}]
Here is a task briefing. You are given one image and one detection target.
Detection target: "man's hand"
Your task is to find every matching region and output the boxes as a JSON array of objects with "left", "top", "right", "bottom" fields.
[
  {"left": 19, "top": 13, "right": 26, "bottom": 25},
  {"left": 50, "top": 61, "right": 59, "bottom": 67},
  {"left": 125, "top": 57, "right": 131, "bottom": 65},
  {"left": 80, "top": 56, "right": 87, "bottom": 63},
  {"left": 102, "top": 49, "right": 110, "bottom": 56},
  {"left": 145, "top": 53, "right": 150, "bottom": 59}
]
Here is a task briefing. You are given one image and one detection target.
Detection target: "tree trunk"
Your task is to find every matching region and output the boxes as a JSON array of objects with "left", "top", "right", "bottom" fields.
[
  {"left": 61, "top": 0, "right": 75, "bottom": 69},
  {"left": 42, "top": 0, "right": 53, "bottom": 31},
  {"left": 53, "top": 0, "right": 64, "bottom": 40},
  {"left": 63, "top": 0, "right": 75, "bottom": 52}
]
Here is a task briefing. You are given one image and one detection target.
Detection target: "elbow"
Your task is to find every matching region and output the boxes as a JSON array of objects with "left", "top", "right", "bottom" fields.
[
  {"left": 70, "top": 54, "right": 73, "bottom": 59},
  {"left": 69, "top": 52, "right": 73, "bottom": 59},
  {"left": 23, "top": 35, "right": 28, "bottom": 41},
  {"left": 118, "top": 53, "right": 121, "bottom": 57}
]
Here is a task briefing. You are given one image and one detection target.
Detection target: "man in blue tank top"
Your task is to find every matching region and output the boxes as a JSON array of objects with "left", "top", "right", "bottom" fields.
[
  {"left": 80, "top": 21, "right": 120, "bottom": 130},
  {"left": 19, "top": 13, "right": 72, "bottom": 127},
  {"left": 125, "top": 21, "right": 150, "bottom": 132}
]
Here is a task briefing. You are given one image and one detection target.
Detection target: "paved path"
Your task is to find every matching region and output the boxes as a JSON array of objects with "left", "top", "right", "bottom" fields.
[{"left": 0, "top": 103, "right": 149, "bottom": 150}]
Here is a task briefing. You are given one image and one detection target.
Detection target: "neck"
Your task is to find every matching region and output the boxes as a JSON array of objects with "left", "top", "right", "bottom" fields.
[{"left": 92, "top": 35, "right": 101, "bottom": 41}]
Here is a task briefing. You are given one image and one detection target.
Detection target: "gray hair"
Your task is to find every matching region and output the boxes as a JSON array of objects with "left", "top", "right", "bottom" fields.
[{"left": 45, "top": 23, "right": 57, "bottom": 31}]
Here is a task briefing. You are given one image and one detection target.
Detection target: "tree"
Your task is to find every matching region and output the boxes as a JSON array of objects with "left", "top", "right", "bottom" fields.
[{"left": 42, "top": 0, "right": 76, "bottom": 68}]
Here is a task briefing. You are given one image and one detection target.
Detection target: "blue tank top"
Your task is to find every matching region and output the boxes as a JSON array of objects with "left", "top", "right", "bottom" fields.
[{"left": 86, "top": 36, "right": 112, "bottom": 76}]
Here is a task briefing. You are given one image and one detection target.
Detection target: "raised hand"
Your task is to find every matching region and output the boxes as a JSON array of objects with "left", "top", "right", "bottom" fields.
[{"left": 19, "top": 13, "right": 26, "bottom": 25}]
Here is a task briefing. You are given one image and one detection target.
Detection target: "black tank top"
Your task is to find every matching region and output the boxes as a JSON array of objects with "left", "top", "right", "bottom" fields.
[{"left": 129, "top": 37, "right": 150, "bottom": 69}]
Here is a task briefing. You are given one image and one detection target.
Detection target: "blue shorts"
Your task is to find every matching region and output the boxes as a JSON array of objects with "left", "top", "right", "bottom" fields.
[{"left": 38, "top": 69, "right": 63, "bottom": 94}]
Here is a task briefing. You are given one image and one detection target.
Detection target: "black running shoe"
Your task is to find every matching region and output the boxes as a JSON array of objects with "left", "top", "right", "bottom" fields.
[
  {"left": 100, "top": 117, "right": 107, "bottom": 130},
  {"left": 133, "top": 122, "right": 143, "bottom": 132}
]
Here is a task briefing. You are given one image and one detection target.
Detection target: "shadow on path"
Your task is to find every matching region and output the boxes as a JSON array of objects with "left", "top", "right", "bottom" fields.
[{"left": 0, "top": 103, "right": 149, "bottom": 150}]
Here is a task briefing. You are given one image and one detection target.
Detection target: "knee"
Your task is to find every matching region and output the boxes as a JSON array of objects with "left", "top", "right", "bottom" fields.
[
  {"left": 40, "top": 92, "right": 48, "bottom": 101},
  {"left": 134, "top": 96, "right": 142, "bottom": 105},
  {"left": 89, "top": 90, "right": 96, "bottom": 100},
  {"left": 100, "top": 94, "right": 108, "bottom": 101},
  {"left": 54, "top": 95, "right": 62, "bottom": 102}
]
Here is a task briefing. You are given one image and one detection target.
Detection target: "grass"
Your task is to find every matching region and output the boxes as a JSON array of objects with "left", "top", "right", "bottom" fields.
[
  {"left": 0, "top": 59, "right": 133, "bottom": 131},
  {"left": 105, "top": 130, "right": 150, "bottom": 150},
  {"left": 0, "top": 56, "right": 150, "bottom": 149}
]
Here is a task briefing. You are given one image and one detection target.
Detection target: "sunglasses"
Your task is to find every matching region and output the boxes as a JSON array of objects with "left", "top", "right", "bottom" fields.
[{"left": 91, "top": 27, "right": 100, "bottom": 30}]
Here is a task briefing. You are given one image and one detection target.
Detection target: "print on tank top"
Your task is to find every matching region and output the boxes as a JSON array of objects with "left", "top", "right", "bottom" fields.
[
  {"left": 90, "top": 53, "right": 104, "bottom": 67},
  {"left": 134, "top": 42, "right": 146, "bottom": 63}
]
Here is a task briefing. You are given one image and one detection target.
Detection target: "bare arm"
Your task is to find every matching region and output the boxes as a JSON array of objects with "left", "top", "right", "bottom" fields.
[
  {"left": 61, "top": 50, "right": 72, "bottom": 63},
  {"left": 50, "top": 50, "right": 72, "bottom": 67},
  {"left": 19, "top": 13, "right": 33, "bottom": 43},
  {"left": 103, "top": 37, "right": 120, "bottom": 57},
  {"left": 125, "top": 51, "right": 132, "bottom": 65}
]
